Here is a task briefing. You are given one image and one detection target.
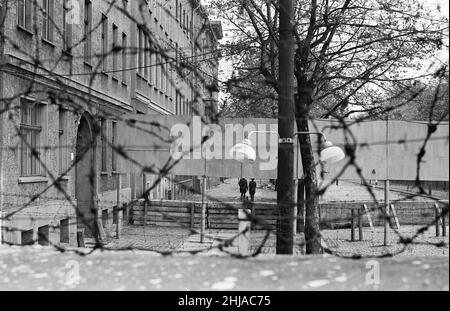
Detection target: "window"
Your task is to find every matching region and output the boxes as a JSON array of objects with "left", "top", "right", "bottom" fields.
[
  {"left": 150, "top": 43, "right": 156, "bottom": 85},
  {"left": 202, "top": 39, "right": 206, "bottom": 60},
  {"left": 181, "top": 54, "right": 187, "bottom": 78},
  {"left": 17, "top": 0, "right": 32, "bottom": 30},
  {"left": 159, "top": 55, "right": 164, "bottom": 91},
  {"left": 157, "top": 1, "right": 161, "bottom": 21},
  {"left": 180, "top": 95, "right": 183, "bottom": 115},
  {"left": 148, "top": 40, "right": 153, "bottom": 83},
  {"left": 144, "top": 35, "right": 149, "bottom": 79},
  {"left": 137, "top": 26, "right": 144, "bottom": 76},
  {"left": 63, "top": 0, "right": 72, "bottom": 52},
  {"left": 203, "top": 72, "right": 206, "bottom": 96},
  {"left": 175, "top": 91, "right": 179, "bottom": 114},
  {"left": 84, "top": 0, "right": 92, "bottom": 63},
  {"left": 101, "top": 14, "right": 108, "bottom": 72},
  {"left": 155, "top": 54, "right": 160, "bottom": 89},
  {"left": 167, "top": 62, "right": 171, "bottom": 96},
  {"left": 162, "top": 56, "right": 166, "bottom": 92},
  {"left": 186, "top": 15, "right": 189, "bottom": 36},
  {"left": 175, "top": 0, "right": 178, "bottom": 21},
  {"left": 161, "top": 4, "right": 165, "bottom": 28},
  {"left": 21, "top": 229, "right": 34, "bottom": 245},
  {"left": 111, "top": 121, "right": 117, "bottom": 172},
  {"left": 100, "top": 119, "right": 107, "bottom": 172},
  {"left": 175, "top": 43, "right": 179, "bottom": 67},
  {"left": 20, "top": 98, "right": 43, "bottom": 177},
  {"left": 60, "top": 218, "right": 70, "bottom": 243},
  {"left": 38, "top": 225, "right": 49, "bottom": 246},
  {"left": 148, "top": 0, "right": 153, "bottom": 14},
  {"left": 42, "top": 0, "right": 54, "bottom": 41},
  {"left": 121, "top": 33, "right": 127, "bottom": 83},
  {"left": 112, "top": 24, "right": 118, "bottom": 78},
  {"left": 58, "top": 108, "right": 68, "bottom": 174}
]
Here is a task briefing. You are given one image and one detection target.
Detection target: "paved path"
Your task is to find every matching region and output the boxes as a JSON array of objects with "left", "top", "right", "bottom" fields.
[
  {"left": 103, "top": 224, "right": 448, "bottom": 258},
  {"left": 185, "top": 178, "right": 446, "bottom": 203},
  {"left": 0, "top": 246, "right": 447, "bottom": 290},
  {"left": 186, "top": 179, "right": 277, "bottom": 202},
  {"left": 102, "top": 179, "right": 448, "bottom": 256}
]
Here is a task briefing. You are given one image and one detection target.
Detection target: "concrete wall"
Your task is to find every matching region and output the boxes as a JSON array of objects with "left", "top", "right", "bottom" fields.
[{"left": 1, "top": 201, "right": 77, "bottom": 246}]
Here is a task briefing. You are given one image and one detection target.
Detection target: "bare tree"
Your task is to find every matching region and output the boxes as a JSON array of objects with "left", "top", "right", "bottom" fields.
[{"left": 208, "top": 0, "right": 449, "bottom": 253}]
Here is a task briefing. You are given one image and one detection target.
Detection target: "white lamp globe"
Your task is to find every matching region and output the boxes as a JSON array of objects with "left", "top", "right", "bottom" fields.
[
  {"left": 229, "top": 139, "right": 256, "bottom": 161},
  {"left": 320, "top": 141, "right": 345, "bottom": 163}
]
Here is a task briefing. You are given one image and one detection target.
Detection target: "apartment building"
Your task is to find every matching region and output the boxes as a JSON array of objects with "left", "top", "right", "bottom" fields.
[
  {"left": 127, "top": 0, "right": 223, "bottom": 200},
  {"left": 0, "top": 0, "right": 222, "bottom": 246}
]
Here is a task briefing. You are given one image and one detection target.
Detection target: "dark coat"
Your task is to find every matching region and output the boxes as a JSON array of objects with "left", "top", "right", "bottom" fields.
[
  {"left": 249, "top": 180, "right": 256, "bottom": 193},
  {"left": 238, "top": 178, "right": 248, "bottom": 192}
]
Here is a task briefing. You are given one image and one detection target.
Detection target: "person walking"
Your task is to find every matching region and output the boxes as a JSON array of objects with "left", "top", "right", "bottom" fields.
[
  {"left": 249, "top": 178, "right": 257, "bottom": 201},
  {"left": 238, "top": 178, "right": 248, "bottom": 201}
]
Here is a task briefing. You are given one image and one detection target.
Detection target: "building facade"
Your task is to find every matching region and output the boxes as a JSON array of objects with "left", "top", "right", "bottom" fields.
[{"left": 0, "top": 0, "right": 222, "bottom": 245}]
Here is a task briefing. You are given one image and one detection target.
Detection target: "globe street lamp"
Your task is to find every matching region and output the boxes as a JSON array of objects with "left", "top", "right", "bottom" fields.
[
  {"left": 230, "top": 131, "right": 345, "bottom": 164},
  {"left": 230, "top": 130, "right": 345, "bottom": 248}
]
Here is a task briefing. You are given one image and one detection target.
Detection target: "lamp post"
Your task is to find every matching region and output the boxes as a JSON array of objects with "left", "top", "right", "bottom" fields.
[
  {"left": 200, "top": 143, "right": 209, "bottom": 244},
  {"left": 240, "top": 131, "right": 345, "bottom": 164},
  {"left": 231, "top": 130, "right": 345, "bottom": 253}
]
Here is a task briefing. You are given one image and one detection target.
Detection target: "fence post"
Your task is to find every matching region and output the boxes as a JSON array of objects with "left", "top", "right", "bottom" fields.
[
  {"left": 384, "top": 180, "right": 390, "bottom": 246},
  {"left": 363, "top": 204, "right": 374, "bottom": 231},
  {"left": 358, "top": 207, "right": 363, "bottom": 241},
  {"left": 390, "top": 204, "right": 400, "bottom": 229},
  {"left": 442, "top": 203, "right": 447, "bottom": 237},
  {"left": 238, "top": 207, "right": 251, "bottom": 256},
  {"left": 123, "top": 203, "right": 128, "bottom": 225},
  {"left": 116, "top": 174, "right": 122, "bottom": 239},
  {"left": 143, "top": 200, "right": 147, "bottom": 227},
  {"left": 351, "top": 209, "right": 355, "bottom": 242},
  {"left": 190, "top": 204, "right": 195, "bottom": 229},
  {"left": 443, "top": 210, "right": 447, "bottom": 237},
  {"left": 435, "top": 203, "right": 441, "bottom": 237}
]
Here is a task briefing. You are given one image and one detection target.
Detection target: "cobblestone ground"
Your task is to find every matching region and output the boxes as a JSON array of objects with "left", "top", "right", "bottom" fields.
[
  {"left": 322, "top": 225, "right": 449, "bottom": 257},
  {"left": 105, "top": 225, "right": 192, "bottom": 252},
  {"left": 103, "top": 225, "right": 448, "bottom": 258},
  {"left": 105, "top": 179, "right": 448, "bottom": 256}
]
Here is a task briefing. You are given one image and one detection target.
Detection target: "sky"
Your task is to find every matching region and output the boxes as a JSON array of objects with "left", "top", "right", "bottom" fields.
[
  {"left": 427, "top": 0, "right": 449, "bottom": 17},
  {"left": 211, "top": 0, "right": 449, "bottom": 104}
]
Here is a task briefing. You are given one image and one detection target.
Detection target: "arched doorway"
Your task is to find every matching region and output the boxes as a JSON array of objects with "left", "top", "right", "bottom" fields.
[{"left": 75, "top": 113, "right": 97, "bottom": 238}]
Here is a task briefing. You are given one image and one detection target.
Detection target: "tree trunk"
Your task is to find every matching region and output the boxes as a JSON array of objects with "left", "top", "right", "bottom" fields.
[
  {"left": 295, "top": 82, "right": 322, "bottom": 254},
  {"left": 276, "top": 0, "right": 295, "bottom": 254}
]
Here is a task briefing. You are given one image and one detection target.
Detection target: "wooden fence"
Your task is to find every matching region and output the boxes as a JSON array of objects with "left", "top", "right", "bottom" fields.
[{"left": 129, "top": 199, "right": 448, "bottom": 232}]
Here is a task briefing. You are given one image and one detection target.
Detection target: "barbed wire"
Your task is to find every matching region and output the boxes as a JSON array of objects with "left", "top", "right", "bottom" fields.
[{"left": 0, "top": 0, "right": 448, "bottom": 262}]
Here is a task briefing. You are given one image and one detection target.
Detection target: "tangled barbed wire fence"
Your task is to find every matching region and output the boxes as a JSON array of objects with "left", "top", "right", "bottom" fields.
[{"left": 0, "top": 0, "right": 448, "bottom": 262}]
